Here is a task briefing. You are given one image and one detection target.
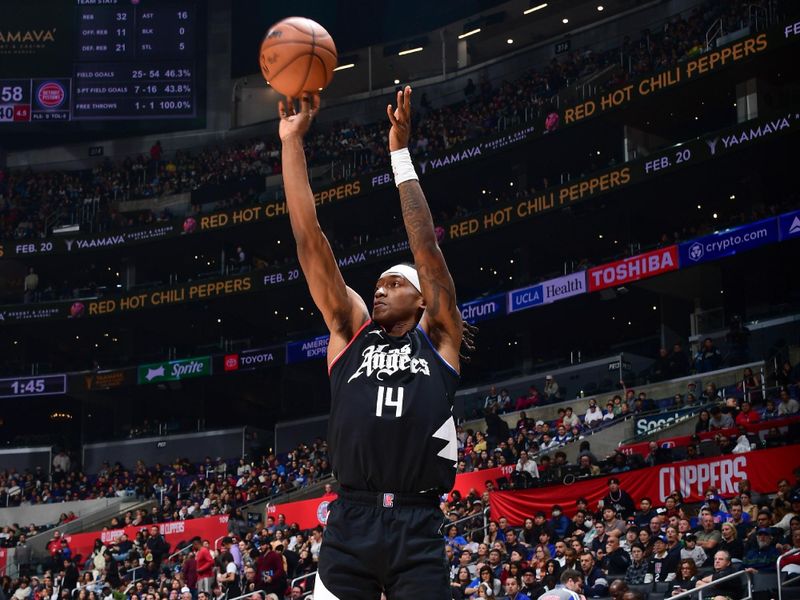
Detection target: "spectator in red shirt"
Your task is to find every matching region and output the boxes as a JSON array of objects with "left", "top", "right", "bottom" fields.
[
  {"left": 255, "top": 543, "right": 286, "bottom": 595},
  {"left": 193, "top": 538, "right": 214, "bottom": 593},
  {"left": 735, "top": 400, "right": 760, "bottom": 426}
]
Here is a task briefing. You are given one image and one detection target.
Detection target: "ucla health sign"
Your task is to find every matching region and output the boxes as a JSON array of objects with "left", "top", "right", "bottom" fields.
[
  {"left": 459, "top": 294, "right": 506, "bottom": 324},
  {"left": 507, "top": 272, "right": 587, "bottom": 314},
  {"left": 679, "top": 217, "right": 779, "bottom": 267},
  {"left": 542, "top": 273, "right": 586, "bottom": 303},
  {"left": 507, "top": 284, "right": 543, "bottom": 313}
]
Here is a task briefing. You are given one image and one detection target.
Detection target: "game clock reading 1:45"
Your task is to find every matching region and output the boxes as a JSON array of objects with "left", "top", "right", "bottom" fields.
[{"left": 0, "top": 374, "right": 67, "bottom": 399}]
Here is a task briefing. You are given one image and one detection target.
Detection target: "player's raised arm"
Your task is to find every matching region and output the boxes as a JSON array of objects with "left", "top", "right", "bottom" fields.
[
  {"left": 279, "top": 94, "right": 368, "bottom": 354},
  {"left": 386, "top": 86, "right": 463, "bottom": 371}
]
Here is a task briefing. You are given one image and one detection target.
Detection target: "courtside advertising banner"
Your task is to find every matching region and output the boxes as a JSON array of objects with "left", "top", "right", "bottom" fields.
[
  {"left": 679, "top": 217, "right": 779, "bottom": 267},
  {"left": 587, "top": 246, "right": 679, "bottom": 292},
  {"left": 541, "top": 272, "right": 587, "bottom": 304},
  {"left": 507, "top": 284, "right": 544, "bottom": 314},
  {"left": 779, "top": 209, "right": 800, "bottom": 241},
  {"left": 286, "top": 335, "right": 330, "bottom": 364},
  {"left": 64, "top": 515, "right": 229, "bottom": 560},
  {"left": 459, "top": 294, "right": 506, "bottom": 324},
  {"left": 489, "top": 445, "right": 799, "bottom": 525}
]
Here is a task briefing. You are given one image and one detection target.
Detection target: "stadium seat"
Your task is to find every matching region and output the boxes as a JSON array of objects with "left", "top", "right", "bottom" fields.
[
  {"left": 654, "top": 581, "right": 672, "bottom": 594},
  {"left": 753, "top": 572, "right": 778, "bottom": 592}
]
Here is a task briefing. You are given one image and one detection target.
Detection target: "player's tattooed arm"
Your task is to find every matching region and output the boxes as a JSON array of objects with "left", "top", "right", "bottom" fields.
[{"left": 387, "top": 86, "right": 462, "bottom": 365}]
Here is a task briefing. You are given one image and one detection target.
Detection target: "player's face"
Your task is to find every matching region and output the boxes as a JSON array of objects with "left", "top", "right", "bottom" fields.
[{"left": 372, "top": 275, "right": 424, "bottom": 325}]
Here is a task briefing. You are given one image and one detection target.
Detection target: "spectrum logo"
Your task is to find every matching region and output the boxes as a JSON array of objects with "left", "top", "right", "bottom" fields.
[
  {"left": 36, "top": 82, "right": 65, "bottom": 109},
  {"left": 223, "top": 354, "right": 239, "bottom": 371}
]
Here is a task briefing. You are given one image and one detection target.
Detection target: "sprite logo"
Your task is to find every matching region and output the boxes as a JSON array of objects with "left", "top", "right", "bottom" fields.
[{"left": 137, "top": 356, "right": 211, "bottom": 384}]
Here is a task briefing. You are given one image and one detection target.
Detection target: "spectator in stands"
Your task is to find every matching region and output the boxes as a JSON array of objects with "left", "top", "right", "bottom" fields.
[
  {"left": 696, "top": 550, "right": 748, "bottom": 600},
  {"left": 602, "top": 478, "right": 635, "bottom": 520},
  {"left": 584, "top": 400, "right": 603, "bottom": 428},
  {"left": 695, "top": 338, "right": 722, "bottom": 373},
  {"left": 503, "top": 575, "right": 531, "bottom": 600},
  {"left": 644, "top": 535, "right": 678, "bottom": 584},
  {"left": 23, "top": 268, "right": 38, "bottom": 304},
  {"left": 735, "top": 400, "right": 760, "bottom": 426},
  {"left": 651, "top": 348, "right": 671, "bottom": 382},
  {"left": 496, "top": 388, "right": 512, "bottom": 412},
  {"left": 193, "top": 538, "right": 214, "bottom": 593},
  {"left": 742, "top": 528, "right": 779, "bottom": 571},
  {"left": 625, "top": 543, "right": 648, "bottom": 585},
  {"left": 708, "top": 406, "right": 734, "bottom": 430},
  {"left": 668, "top": 343, "right": 691, "bottom": 379},
  {"left": 484, "top": 386, "right": 500, "bottom": 409},
  {"left": 726, "top": 500, "right": 751, "bottom": 539},
  {"left": 761, "top": 399, "right": 780, "bottom": 420},
  {"left": 694, "top": 410, "right": 712, "bottom": 434},
  {"left": 695, "top": 514, "right": 722, "bottom": 560},
  {"left": 578, "top": 551, "right": 608, "bottom": 597},
  {"left": 562, "top": 407, "right": 580, "bottom": 429},
  {"left": 602, "top": 534, "right": 631, "bottom": 576},
  {"left": 255, "top": 542, "right": 286, "bottom": 596},
  {"left": 544, "top": 376, "right": 560, "bottom": 403},
  {"left": 718, "top": 523, "right": 744, "bottom": 560},
  {"left": 778, "top": 389, "right": 800, "bottom": 415},
  {"left": 516, "top": 450, "right": 539, "bottom": 481},
  {"left": 671, "top": 559, "right": 698, "bottom": 596},
  {"left": 550, "top": 507, "right": 570, "bottom": 539},
  {"left": 701, "top": 383, "right": 721, "bottom": 404},
  {"left": 680, "top": 533, "right": 707, "bottom": 568}
]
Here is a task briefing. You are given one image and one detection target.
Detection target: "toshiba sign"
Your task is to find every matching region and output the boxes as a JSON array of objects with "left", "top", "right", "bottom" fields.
[{"left": 588, "top": 246, "right": 679, "bottom": 292}]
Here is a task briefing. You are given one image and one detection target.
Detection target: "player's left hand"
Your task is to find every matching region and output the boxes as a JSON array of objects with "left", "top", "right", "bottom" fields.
[{"left": 387, "top": 85, "right": 412, "bottom": 151}]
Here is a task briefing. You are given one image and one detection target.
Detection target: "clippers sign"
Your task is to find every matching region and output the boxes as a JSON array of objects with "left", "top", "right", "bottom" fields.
[
  {"left": 489, "top": 444, "right": 799, "bottom": 525},
  {"left": 679, "top": 218, "right": 779, "bottom": 266},
  {"left": 588, "top": 246, "right": 679, "bottom": 292}
]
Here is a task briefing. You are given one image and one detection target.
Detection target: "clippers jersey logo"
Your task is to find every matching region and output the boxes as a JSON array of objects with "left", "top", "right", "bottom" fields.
[{"left": 347, "top": 342, "right": 430, "bottom": 383}]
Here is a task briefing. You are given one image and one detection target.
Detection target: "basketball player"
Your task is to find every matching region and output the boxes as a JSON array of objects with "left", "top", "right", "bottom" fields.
[{"left": 279, "top": 86, "right": 468, "bottom": 599}]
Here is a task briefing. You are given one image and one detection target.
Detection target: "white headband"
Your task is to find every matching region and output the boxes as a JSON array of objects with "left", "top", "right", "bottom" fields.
[{"left": 379, "top": 264, "right": 421, "bottom": 294}]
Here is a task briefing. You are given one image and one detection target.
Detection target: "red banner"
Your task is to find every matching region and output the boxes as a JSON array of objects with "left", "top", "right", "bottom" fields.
[
  {"left": 64, "top": 515, "right": 229, "bottom": 560},
  {"left": 268, "top": 467, "right": 516, "bottom": 530},
  {"left": 267, "top": 494, "right": 337, "bottom": 530},
  {"left": 618, "top": 416, "right": 800, "bottom": 457},
  {"left": 0, "top": 548, "right": 7, "bottom": 576},
  {"left": 587, "top": 246, "right": 678, "bottom": 291},
  {"left": 489, "top": 445, "right": 800, "bottom": 526}
]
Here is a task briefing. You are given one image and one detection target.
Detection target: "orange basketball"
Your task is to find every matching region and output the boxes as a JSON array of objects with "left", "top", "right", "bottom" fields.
[{"left": 259, "top": 17, "right": 338, "bottom": 98}]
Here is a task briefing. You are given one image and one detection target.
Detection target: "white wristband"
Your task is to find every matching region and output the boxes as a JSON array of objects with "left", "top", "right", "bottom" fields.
[{"left": 390, "top": 148, "right": 419, "bottom": 187}]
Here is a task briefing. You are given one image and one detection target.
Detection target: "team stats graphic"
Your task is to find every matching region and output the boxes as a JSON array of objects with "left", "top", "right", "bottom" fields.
[{"left": 0, "top": 0, "right": 199, "bottom": 122}]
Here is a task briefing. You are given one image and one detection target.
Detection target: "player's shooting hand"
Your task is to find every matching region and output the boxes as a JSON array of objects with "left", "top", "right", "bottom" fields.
[
  {"left": 279, "top": 93, "right": 320, "bottom": 142},
  {"left": 387, "top": 85, "right": 412, "bottom": 151}
]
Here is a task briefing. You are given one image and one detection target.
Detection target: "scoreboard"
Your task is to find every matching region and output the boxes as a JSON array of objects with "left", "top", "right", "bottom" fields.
[{"left": 0, "top": 1, "right": 200, "bottom": 123}]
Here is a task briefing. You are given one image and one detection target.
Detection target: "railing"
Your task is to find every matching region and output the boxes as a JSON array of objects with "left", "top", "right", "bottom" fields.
[
  {"left": 669, "top": 568, "right": 752, "bottom": 600},
  {"left": 225, "top": 590, "right": 266, "bottom": 600},
  {"left": 290, "top": 572, "right": 317, "bottom": 598},
  {"left": 705, "top": 18, "right": 724, "bottom": 50},
  {"left": 778, "top": 547, "right": 800, "bottom": 600},
  {"left": 167, "top": 541, "right": 194, "bottom": 561}
]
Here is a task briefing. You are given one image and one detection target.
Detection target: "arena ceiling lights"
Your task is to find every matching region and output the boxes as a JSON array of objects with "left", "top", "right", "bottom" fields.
[
  {"left": 524, "top": 3, "right": 548, "bottom": 15},
  {"left": 458, "top": 28, "right": 482, "bottom": 39}
]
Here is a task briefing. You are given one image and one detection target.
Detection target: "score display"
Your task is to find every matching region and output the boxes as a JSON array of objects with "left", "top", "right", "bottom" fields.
[
  {"left": 0, "top": 374, "right": 67, "bottom": 399},
  {"left": 0, "top": 1, "right": 199, "bottom": 122}
]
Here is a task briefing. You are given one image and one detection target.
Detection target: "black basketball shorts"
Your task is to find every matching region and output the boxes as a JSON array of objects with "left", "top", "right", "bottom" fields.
[{"left": 313, "top": 488, "right": 450, "bottom": 599}]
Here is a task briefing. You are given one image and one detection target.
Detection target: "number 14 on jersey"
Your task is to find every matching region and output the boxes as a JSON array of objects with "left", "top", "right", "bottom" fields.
[{"left": 376, "top": 386, "right": 404, "bottom": 418}]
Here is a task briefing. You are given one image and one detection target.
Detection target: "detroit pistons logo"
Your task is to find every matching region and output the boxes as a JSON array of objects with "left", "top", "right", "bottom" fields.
[
  {"left": 316, "top": 500, "right": 331, "bottom": 525},
  {"left": 37, "top": 82, "right": 65, "bottom": 109}
]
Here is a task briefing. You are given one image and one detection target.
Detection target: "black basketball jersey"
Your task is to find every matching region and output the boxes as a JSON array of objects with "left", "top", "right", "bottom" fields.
[{"left": 328, "top": 319, "right": 460, "bottom": 494}]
